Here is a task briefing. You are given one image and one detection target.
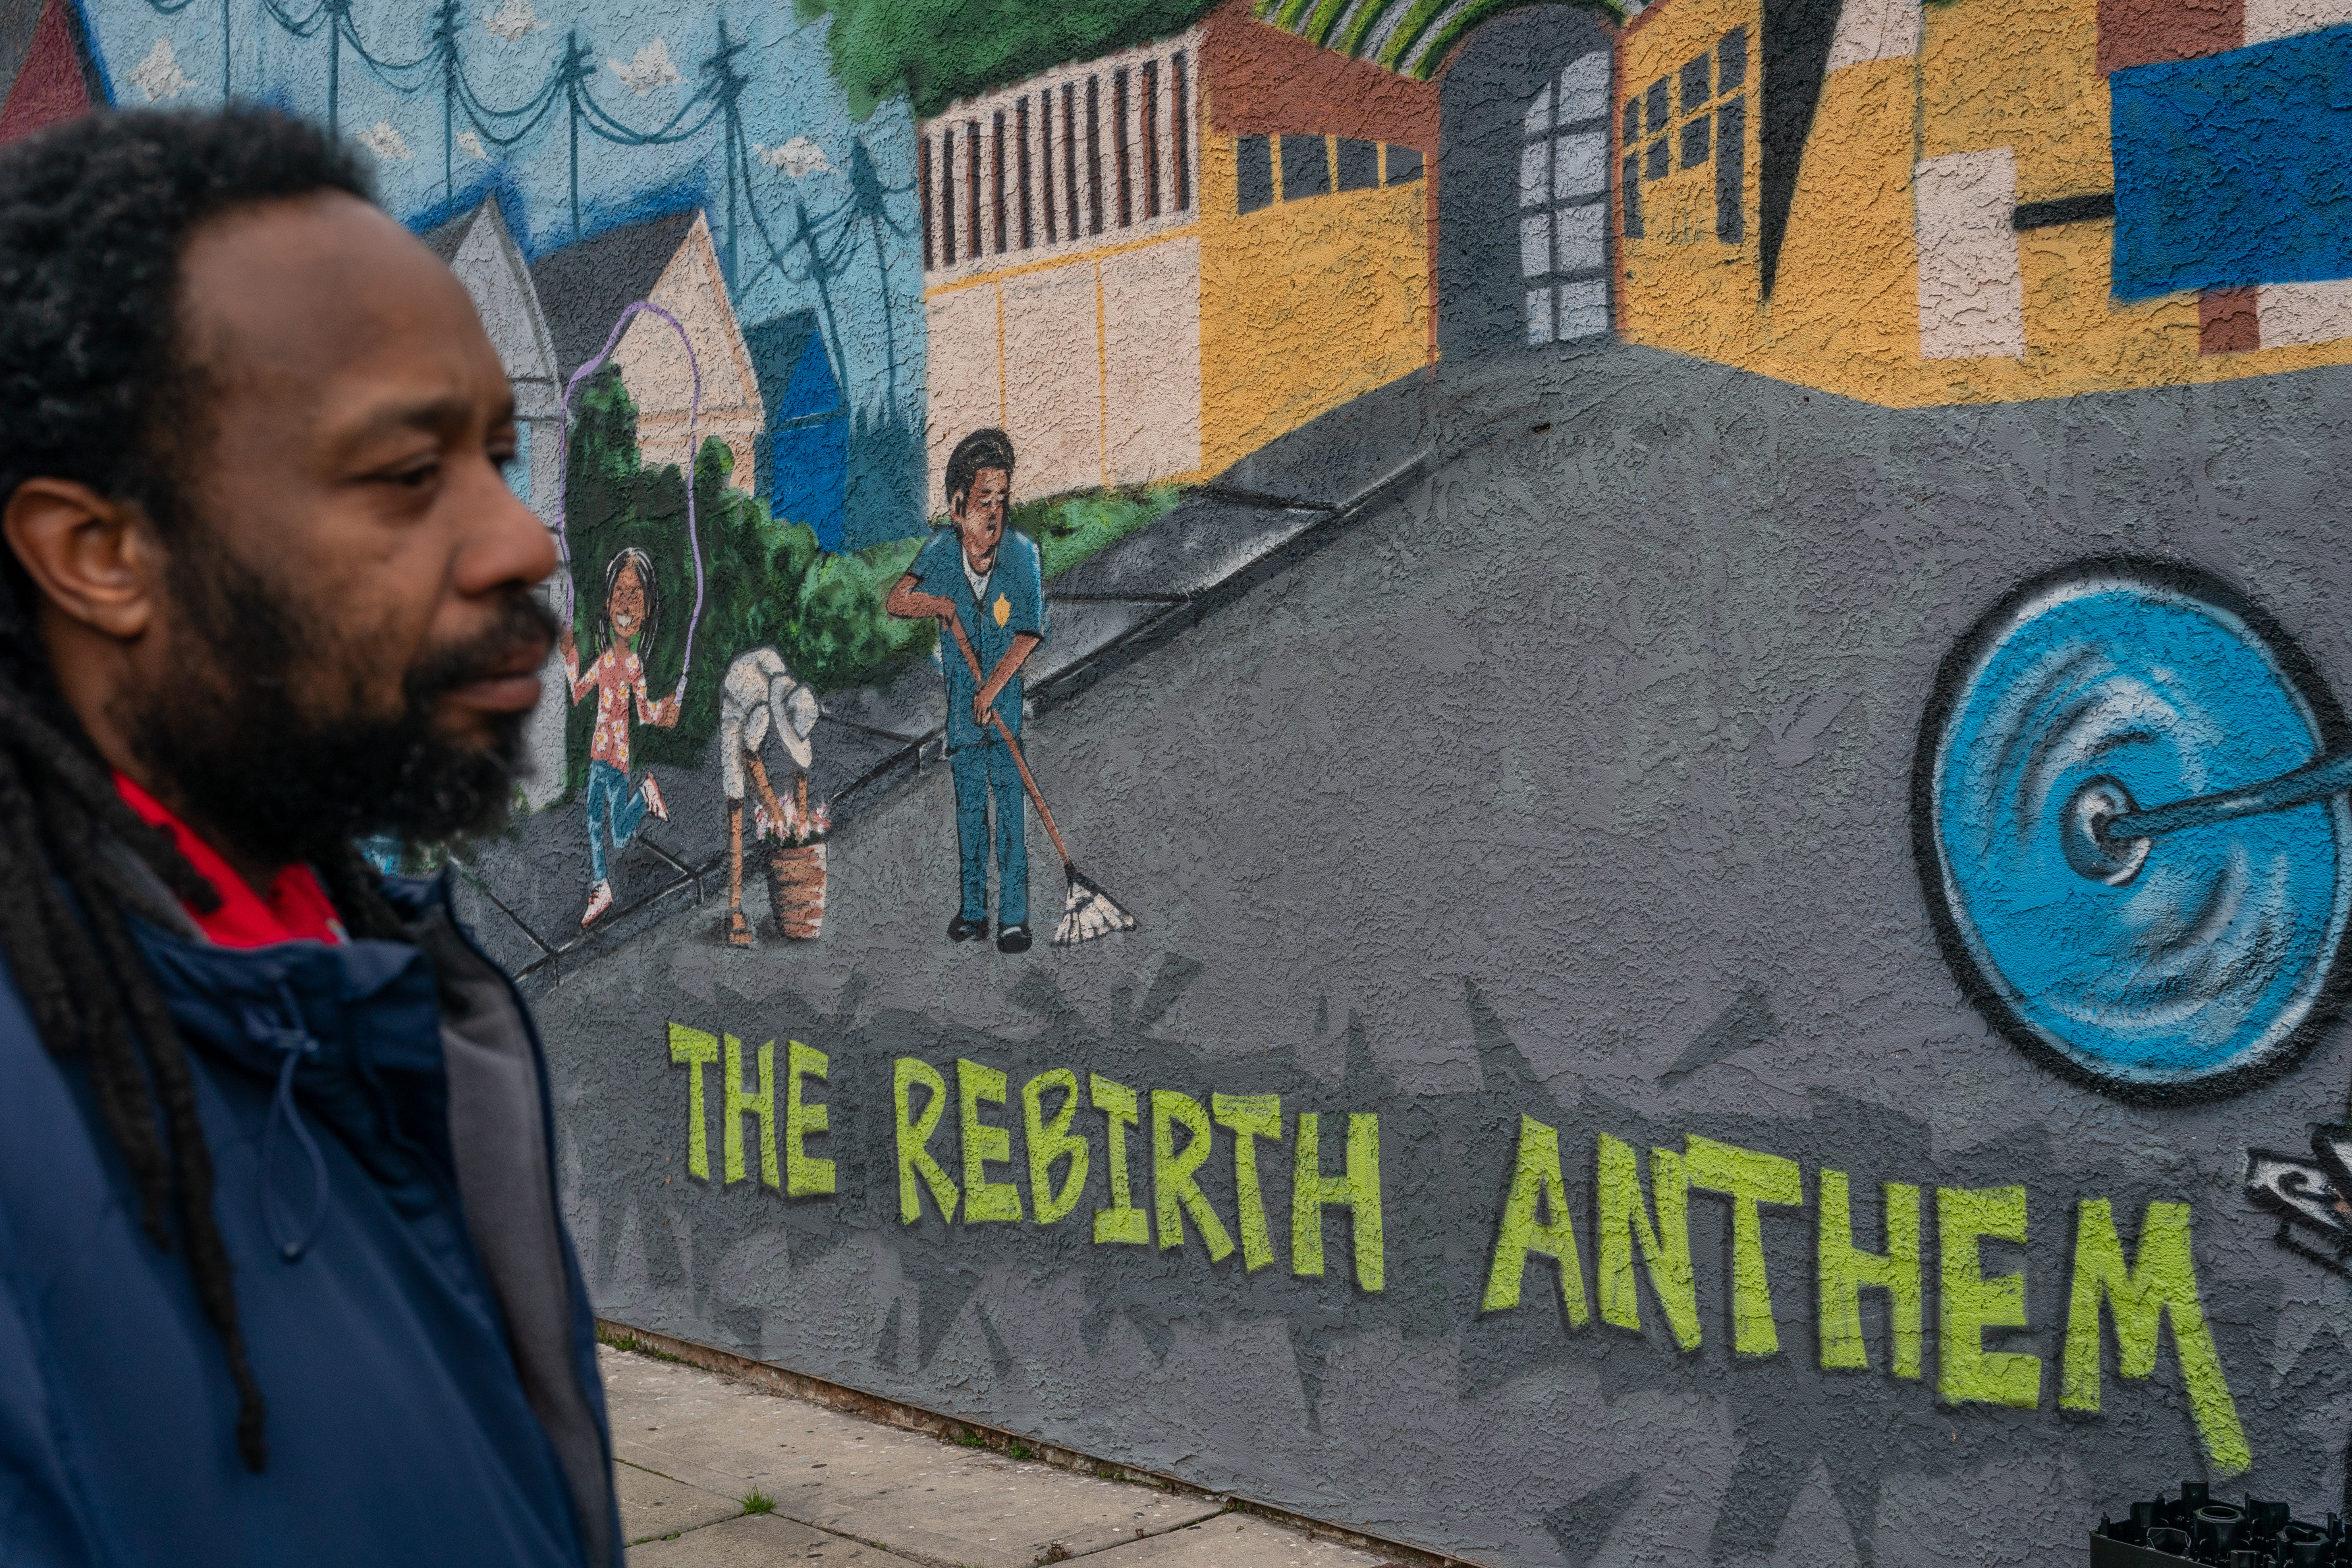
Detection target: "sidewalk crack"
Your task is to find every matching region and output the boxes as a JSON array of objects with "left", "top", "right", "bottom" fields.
[{"left": 1049, "top": 1503, "right": 1235, "bottom": 1560}]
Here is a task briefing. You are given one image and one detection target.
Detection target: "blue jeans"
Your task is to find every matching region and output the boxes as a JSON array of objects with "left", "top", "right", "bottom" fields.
[
  {"left": 585, "top": 759, "right": 650, "bottom": 884},
  {"left": 951, "top": 738, "right": 1028, "bottom": 927}
]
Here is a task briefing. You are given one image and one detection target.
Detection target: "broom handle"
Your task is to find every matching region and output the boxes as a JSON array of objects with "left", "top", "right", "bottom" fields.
[
  {"left": 943, "top": 611, "right": 1075, "bottom": 870},
  {"left": 990, "top": 715, "right": 1073, "bottom": 870}
]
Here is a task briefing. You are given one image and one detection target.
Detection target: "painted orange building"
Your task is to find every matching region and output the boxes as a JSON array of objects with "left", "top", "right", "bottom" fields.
[{"left": 1614, "top": 0, "right": 2352, "bottom": 403}]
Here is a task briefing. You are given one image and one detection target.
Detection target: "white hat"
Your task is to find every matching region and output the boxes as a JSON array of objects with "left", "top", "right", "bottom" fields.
[
  {"left": 719, "top": 646, "right": 818, "bottom": 790},
  {"left": 775, "top": 679, "right": 820, "bottom": 771}
]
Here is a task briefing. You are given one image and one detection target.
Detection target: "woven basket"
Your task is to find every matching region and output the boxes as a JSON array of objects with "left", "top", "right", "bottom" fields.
[{"left": 766, "top": 842, "right": 826, "bottom": 940}]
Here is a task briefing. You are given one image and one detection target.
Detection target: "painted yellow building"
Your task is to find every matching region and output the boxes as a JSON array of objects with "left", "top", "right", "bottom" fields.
[
  {"left": 1616, "top": 0, "right": 2352, "bottom": 403},
  {"left": 918, "top": 0, "right": 1436, "bottom": 507}
]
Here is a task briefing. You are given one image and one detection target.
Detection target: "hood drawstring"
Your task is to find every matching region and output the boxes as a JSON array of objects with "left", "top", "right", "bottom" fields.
[{"left": 245, "top": 982, "right": 329, "bottom": 1263}]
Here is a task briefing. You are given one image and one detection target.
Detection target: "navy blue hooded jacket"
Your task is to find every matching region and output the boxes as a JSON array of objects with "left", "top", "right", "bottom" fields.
[{"left": 0, "top": 873, "right": 620, "bottom": 1567}]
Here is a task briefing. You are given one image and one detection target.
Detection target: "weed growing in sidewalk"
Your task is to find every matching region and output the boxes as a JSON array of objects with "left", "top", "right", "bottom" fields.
[
  {"left": 741, "top": 1489, "right": 776, "bottom": 1516},
  {"left": 596, "top": 1325, "right": 686, "bottom": 1367}
]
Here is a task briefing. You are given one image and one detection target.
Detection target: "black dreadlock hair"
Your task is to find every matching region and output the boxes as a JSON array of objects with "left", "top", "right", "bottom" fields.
[{"left": 0, "top": 106, "right": 415, "bottom": 1473}]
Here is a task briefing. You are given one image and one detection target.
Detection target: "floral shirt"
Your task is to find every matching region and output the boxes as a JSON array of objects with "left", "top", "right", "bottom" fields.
[{"left": 565, "top": 641, "right": 677, "bottom": 772}]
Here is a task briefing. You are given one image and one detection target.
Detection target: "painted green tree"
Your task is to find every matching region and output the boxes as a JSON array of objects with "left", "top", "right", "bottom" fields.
[{"left": 796, "top": 0, "right": 1223, "bottom": 118}]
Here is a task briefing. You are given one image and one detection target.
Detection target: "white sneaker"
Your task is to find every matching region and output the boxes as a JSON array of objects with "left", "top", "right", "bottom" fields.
[
  {"left": 582, "top": 881, "right": 615, "bottom": 927},
  {"left": 640, "top": 773, "right": 669, "bottom": 823}
]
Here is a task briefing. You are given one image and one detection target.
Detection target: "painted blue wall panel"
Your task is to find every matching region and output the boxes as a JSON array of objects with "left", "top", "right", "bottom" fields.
[
  {"left": 2110, "top": 23, "right": 2352, "bottom": 300},
  {"left": 771, "top": 416, "right": 850, "bottom": 552},
  {"left": 747, "top": 310, "right": 849, "bottom": 549},
  {"left": 776, "top": 328, "right": 843, "bottom": 421}
]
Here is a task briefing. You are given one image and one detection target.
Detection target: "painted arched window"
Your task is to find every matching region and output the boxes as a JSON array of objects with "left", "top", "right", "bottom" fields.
[{"left": 1519, "top": 50, "right": 1611, "bottom": 345}]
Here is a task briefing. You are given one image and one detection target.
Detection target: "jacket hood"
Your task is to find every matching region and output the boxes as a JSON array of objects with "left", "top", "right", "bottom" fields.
[{"left": 132, "top": 874, "right": 459, "bottom": 1224}]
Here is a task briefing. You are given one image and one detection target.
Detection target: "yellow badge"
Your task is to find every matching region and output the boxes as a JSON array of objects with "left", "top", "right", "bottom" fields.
[{"left": 993, "top": 593, "right": 1011, "bottom": 628}]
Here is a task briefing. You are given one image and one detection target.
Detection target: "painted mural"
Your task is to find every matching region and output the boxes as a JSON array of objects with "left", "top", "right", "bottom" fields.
[{"left": 11, "top": 0, "right": 2352, "bottom": 1558}]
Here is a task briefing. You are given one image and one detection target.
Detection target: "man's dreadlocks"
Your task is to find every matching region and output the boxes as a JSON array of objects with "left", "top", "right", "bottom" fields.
[{"left": 0, "top": 107, "right": 414, "bottom": 1473}]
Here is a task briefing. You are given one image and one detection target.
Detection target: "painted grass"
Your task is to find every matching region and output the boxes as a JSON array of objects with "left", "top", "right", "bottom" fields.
[{"left": 1016, "top": 483, "right": 1185, "bottom": 581}]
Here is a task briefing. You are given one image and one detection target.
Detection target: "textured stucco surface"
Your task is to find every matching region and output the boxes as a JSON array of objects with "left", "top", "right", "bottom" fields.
[
  {"left": 14, "top": 0, "right": 2350, "bottom": 1558},
  {"left": 532, "top": 342, "right": 2352, "bottom": 1566}
]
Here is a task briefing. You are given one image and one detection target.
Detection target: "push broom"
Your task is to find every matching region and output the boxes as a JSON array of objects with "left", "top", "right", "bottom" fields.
[{"left": 943, "top": 618, "right": 1136, "bottom": 945}]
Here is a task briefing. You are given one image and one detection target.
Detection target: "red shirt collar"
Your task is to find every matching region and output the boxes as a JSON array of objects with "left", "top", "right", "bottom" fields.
[{"left": 114, "top": 773, "right": 347, "bottom": 948}]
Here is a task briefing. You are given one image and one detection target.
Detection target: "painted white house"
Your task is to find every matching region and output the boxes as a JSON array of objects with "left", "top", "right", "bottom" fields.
[
  {"left": 423, "top": 197, "right": 570, "bottom": 810},
  {"left": 529, "top": 208, "right": 765, "bottom": 491}
]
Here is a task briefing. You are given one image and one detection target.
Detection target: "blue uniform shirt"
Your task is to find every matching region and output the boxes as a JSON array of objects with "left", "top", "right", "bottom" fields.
[{"left": 912, "top": 527, "right": 1048, "bottom": 749}]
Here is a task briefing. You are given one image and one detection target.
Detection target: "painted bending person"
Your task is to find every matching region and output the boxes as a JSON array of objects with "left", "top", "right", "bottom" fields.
[
  {"left": 885, "top": 429, "right": 1048, "bottom": 953},
  {"left": 718, "top": 645, "right": 820, "bottom": 946},
  {"left": 560, "top": 545, "right": 679, "bottom": 927}
]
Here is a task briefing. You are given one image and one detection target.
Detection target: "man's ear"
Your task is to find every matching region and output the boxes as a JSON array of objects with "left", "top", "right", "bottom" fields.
[{"left": 1, "top": 479, "right": 162, "bottom": 641}]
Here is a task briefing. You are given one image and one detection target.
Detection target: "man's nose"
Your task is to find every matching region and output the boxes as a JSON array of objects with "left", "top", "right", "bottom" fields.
[{"left": 458, "top": 465, "right": 559, "bottom": 596}]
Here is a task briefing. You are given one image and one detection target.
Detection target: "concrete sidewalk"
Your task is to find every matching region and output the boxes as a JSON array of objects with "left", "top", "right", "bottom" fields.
[{"left": 602, "top": 1343, "right": 1405, "bottom": 1568}]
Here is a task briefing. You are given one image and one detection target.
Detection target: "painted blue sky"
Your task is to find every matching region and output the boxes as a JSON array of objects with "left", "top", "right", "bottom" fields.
[{"left": 76, "top": 0, "right": 924, "bottom": 432}]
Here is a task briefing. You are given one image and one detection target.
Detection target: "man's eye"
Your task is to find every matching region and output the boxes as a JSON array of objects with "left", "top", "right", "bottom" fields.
[{"left": 380, "top": 464, "right": 438, "bottom": 488}]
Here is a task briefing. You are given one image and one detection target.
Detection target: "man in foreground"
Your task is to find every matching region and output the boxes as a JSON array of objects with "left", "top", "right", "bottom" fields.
[
  {"left": 885, "top": 429, "right": 1047, "bottom": 953},
  {"left": 0, "top": 109, "right": 617, "bottom": 1564}
]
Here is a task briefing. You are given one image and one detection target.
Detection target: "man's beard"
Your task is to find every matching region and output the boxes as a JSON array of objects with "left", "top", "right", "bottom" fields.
[{"left": 125, "top": 535, "right": 558, "bottom": 868}]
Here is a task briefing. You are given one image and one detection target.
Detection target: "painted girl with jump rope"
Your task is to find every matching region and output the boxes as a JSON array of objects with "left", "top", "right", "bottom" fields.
[
  {"left": 561, "top": 545, "right": 680, "bottom": 927},
  {"left": 550, "top": 297, "right": 706, "bottom": 932}
]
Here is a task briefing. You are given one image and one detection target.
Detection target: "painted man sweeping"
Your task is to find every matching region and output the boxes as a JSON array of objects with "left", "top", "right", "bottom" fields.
[
  {"left": 886, "top": 429, "right": 1135, "bottom": 951},
  {"left": 887, "top": 430, "right": 1045, "bottom": 952}
]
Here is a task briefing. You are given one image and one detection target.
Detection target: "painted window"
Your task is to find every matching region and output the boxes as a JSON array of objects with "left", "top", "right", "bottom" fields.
[
  {"left": 1281, "top": 134, "right": 1333, "bottom": 200},
  {"left": 1142, "top": 60, "right": 1162, "bottom": 217},
  {"left": 1621, "top": 27, "right": 1747, "bottom": 246},
  {"left": 1236, "top": 135, "right": 1426, "bottom": 213},
  {"left": 1237, "top": 134, "right": 1274, "bottom": 213},
  {"left": 1113, "top": 68, "right": 1133, "bottom": 227},
  {"left": 1521, "top": 50, "right": 1613, "bottom": 345}
]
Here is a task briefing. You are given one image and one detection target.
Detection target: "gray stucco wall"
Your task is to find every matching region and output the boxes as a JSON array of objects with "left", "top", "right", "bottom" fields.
[{"left": 526, "top": 343, "right": 2352, "bottom": 1567}]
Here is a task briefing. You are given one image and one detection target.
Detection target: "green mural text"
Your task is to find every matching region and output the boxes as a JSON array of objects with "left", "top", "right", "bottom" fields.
[
  {"left": 665, "top": 1029, "right": 2246, "bottom": 1467},
  {"left": 672, "top": 1025, "right": 833, "bottom": 1195},
  {"left": 1817, "top": 1169, "right": 1922, "bottom": 1379},
  {"left": 1468, "top": 1117, "right": 2244, "bottom": 1473},
  {"left": 891, "top": 1055, "right": 1386, "bottom": 1288},
  {"left": 2061, "top": 1199, "right": 2249, "bottom": 1471},
  {"left": 1596, "top": 1133, "right": 1700, "bottom": 1349},
  {"left": 1482, "top": 1115, "right": 1591, "bottom": 1323}
]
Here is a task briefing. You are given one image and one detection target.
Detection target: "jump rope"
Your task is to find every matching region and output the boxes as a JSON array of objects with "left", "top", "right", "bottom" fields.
[{"left": 550, "top": 300, "right": 706, "bottom": 706}]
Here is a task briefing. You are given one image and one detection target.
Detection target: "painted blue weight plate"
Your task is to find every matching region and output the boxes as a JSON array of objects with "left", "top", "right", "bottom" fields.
[{"left": 1921, "top": 563, "right": 2352, "bottom": 1093}]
